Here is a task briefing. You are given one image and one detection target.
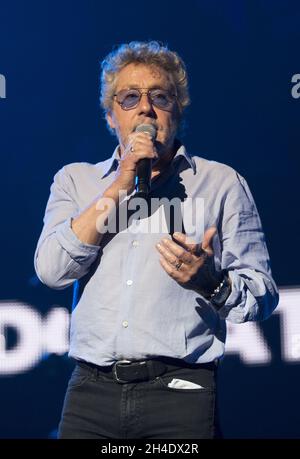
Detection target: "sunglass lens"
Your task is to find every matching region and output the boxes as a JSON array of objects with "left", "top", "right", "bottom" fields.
[
  {"left": 118, "top": 90, "right": 140, "bottom": 109},
  {"left": 150, "top": 90, "right": 173, "bottom": 109}
]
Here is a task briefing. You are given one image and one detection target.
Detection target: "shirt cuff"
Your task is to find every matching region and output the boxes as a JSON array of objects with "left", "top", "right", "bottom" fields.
[{"left": 55, "top": 217, "right": 101, "bottom": 264}]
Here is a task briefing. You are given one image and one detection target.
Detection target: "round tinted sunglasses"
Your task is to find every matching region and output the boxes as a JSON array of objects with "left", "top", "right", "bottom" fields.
[{"left": 113, "top": 88, "right": 177, "bottom": 111}]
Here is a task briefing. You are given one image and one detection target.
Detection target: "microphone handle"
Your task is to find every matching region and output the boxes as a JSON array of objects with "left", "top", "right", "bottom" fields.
[{"left": 135, "top": 158, "right": 152, "bottom": 196}]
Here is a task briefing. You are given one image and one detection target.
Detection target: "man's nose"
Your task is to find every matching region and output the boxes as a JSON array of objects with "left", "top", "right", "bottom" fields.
[{"left": 138, "top": 93, "right": 155, "bottom": 114}]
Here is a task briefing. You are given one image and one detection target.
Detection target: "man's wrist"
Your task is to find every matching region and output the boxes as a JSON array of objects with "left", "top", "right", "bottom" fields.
[
  {"left": 209, "top": 272, "right": 232, "bottom": 310},
  {"left": 103, "top": 185, "right": 121, "bottom": 203},
  {"left": 188, "top": 270, "right": 222, "bottom": 300}
]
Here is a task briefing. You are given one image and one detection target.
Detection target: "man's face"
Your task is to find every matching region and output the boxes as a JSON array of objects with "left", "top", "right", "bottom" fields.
[{"left": 106, "top": 63, "right": 180, "bottom": 155}]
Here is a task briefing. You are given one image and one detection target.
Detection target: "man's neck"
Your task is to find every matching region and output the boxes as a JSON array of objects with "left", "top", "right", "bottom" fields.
[
  {"left": 151, "top": 149, "right": 175, "bottom": 178},
  {"left": 151, "top": 139, "right": 180, "bottom": 178}
]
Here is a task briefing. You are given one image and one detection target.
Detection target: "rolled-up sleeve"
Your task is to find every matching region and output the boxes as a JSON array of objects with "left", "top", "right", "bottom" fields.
[
  {"left": 34, "top": 166, "right": 100, "bottom": 290},
  {"left": 217, "top": 173, "right": 279, "bottom": 323}
]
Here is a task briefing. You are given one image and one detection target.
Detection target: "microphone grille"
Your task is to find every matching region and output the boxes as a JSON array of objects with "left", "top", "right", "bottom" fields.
[{"left": 135, "top": 124, "right": 157, "bottom": 139}]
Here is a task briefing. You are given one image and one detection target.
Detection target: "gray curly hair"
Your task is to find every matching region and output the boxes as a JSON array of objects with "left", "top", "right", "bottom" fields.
[{"left": 100, "top": 41, "right": 190, "bottom": 127}]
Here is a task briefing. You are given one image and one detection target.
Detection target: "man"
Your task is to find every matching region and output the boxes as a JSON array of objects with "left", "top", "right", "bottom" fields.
[{"left": 34, "top": 41, "right": 279, "bottom": 439}]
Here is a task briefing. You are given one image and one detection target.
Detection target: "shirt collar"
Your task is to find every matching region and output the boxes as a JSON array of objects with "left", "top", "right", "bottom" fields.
[
  {"left": 100, "top": 145, "right": 121, "bottom": 179},
  {"left": 100, "top": 140, "right": 196, "bottom": 179},
  {"left": 172, "top": 141, "right": 196, "bottom": 174}
]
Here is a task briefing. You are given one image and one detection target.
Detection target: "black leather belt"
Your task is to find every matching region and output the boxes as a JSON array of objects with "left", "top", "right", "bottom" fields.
[{"left": 77, "top": 357, "right": 217, "bottom": 384}]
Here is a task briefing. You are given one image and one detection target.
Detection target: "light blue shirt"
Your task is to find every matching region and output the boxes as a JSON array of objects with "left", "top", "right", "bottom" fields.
[{"left": 34, "top": 144, "right": 279, "bottom": 366}]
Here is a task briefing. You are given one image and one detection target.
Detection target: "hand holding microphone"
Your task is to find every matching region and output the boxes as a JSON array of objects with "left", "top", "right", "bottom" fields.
[{"left": 108, "top": 124, "right": 158, "bottom": 198}]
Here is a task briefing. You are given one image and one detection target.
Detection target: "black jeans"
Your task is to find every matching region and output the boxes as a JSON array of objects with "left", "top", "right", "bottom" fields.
[{"left": 58, "top": 358, "right": 219, "bottom": 439}]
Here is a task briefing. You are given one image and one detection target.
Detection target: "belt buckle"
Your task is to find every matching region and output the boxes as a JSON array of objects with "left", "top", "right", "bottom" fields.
[
  {"left": 113, "top": 359, "right": 148, "bottom": 383},
  {"left": 113, "top": 360, "right": 132, "bottom": 383}
]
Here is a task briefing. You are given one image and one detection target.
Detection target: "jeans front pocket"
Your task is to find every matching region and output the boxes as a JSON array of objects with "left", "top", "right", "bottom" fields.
[{"left": 67, "top": 365, "right": 92, "bottom": 389}]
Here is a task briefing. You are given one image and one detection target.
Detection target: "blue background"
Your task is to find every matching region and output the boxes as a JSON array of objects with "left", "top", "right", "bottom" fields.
[{"left": 0, "top": 0, "right": 299, "bottom": 438}]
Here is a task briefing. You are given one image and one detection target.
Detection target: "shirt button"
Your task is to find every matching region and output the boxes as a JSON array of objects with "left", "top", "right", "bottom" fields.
[
  {"left": 126, "top": 279, "right": 133, "bottom": 286},
  {"left": 132, "top": 240, "right": 139, "bottom": 247},
  {"left": 122, "top": 321, "right": 128, "bottom": 328}
]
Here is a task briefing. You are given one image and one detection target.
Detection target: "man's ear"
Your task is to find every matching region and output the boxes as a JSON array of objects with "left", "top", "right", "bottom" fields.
[{"left": 106, "top": 111, "right": 116, "bottom": 130}]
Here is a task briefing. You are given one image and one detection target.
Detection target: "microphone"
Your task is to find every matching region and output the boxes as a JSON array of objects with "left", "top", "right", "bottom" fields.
[{"left": 134, "top": 124, "right": 157, "bottom": 197}]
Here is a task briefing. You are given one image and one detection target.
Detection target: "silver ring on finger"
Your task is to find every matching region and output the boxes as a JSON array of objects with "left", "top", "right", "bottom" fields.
[{"left": 130, "top": 146, "right": 135, "bottom": 152}]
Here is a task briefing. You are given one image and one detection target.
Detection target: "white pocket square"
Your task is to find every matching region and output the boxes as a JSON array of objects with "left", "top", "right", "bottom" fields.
[{"left": 167, "top": 378, "right": 204, "bottom": 389}]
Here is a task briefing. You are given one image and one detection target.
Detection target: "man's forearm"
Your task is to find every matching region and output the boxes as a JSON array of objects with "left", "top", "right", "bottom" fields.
[{"left": 71, "top": 185, "right": 121, "bottom": 245}]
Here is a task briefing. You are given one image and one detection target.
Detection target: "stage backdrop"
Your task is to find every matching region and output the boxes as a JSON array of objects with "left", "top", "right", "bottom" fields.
[{"left": 0, "top": 0, "right": 299, "bottom": 438}]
